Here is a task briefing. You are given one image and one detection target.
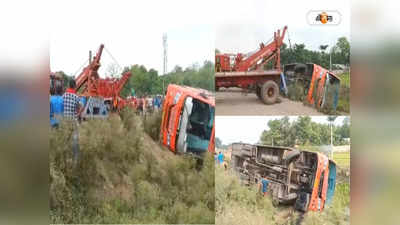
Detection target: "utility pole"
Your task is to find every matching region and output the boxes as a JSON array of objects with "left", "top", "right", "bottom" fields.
[
  {"left": 327, "top": 116, "right": 337, "bottom": 160},
  {"left": 329, "top": 45, "right": 334, "bottom": 71},
  {"left": 330, "top": 122, "right": 333, "bottom": 159},
  {"left": 162, "top": 33, "right": 168, "bottom": 93},
  {"left": 163, "top": 33, "right": 168, "bottom": 75}
]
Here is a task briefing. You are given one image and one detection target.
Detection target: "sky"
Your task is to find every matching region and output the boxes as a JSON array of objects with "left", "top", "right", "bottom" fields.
[
  {"left": 49, "top": 0, "right": 349, "bottom": 77},
  {"left": 215, "top": 0, "right": 350, "bottom": 53},
  {"left": 216, "top": 116, "right": 349, "bottom": 145},
  {"left": 49, "top": 0, "right": 216, "bottom": 77}
]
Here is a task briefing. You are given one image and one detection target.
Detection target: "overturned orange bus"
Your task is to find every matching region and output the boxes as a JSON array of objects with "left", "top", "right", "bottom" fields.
[
  {"left": 231, "top": 143, "right": 336, "bottom": 212},
  {"left": 160, "top": 84, "right": 215, "bottom": 155}
]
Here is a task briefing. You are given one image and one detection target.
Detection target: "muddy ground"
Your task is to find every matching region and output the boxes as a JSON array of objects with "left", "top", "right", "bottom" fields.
[{"left": 216, "top": 88, "right": 325, "bottom": 116}]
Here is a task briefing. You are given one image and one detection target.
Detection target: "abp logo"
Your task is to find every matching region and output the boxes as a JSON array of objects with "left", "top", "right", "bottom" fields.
[{"left": 307, "top": 10, "right": 341, "bottom": 26}]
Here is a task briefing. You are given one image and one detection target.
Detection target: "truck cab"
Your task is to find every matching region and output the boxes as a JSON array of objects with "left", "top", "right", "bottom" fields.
[{"left": 160, "top": 84, "right": 215, "bottom": 155}]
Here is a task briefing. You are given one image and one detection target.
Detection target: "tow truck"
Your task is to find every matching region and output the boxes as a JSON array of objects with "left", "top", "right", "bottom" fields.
[
  {"left": 215, "top": 26, "right": 287, "bottom": 104},
  {"left": 74, "top": 44, "right": 132, "bottom": 118}
]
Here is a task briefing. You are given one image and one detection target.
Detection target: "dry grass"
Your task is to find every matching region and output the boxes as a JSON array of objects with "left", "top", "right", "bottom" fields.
[
  {"left": 216, "top": 164, "right": 350, "bottom": 225},
  {"left": 50, "top": 110, "right": 215, "bottom": 224}
]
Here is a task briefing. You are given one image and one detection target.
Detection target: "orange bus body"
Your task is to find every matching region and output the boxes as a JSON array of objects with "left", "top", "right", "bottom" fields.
[
  {"left": 231, "top": 143, "right": 337, "bottom": 212},
  {"left": 160, "top": 84, "right": 215, "bottom": 154}
]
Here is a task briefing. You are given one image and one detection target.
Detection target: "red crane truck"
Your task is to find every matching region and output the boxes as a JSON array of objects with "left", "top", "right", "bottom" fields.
[{"left": 215, "top": 26, "right": 287, "bottom": 104}]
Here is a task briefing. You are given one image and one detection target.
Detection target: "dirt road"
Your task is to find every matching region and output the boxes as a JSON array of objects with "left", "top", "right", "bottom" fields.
[{"left": 216, "top": 89, "right": 324, "bottom": 116}]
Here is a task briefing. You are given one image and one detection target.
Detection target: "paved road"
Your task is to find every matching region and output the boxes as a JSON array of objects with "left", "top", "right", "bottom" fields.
[{"left": 216, "top": 89, "right": 325, "bottom": 116}]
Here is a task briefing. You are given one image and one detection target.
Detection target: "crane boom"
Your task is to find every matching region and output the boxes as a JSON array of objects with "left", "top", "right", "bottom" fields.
[
  {"left": 114, "top": 71, "right": 131, "bottom": 96},
  {"left": 75, "top": 44, "right": 104, "bottom": 95},
  {"left": 234, "top": 26, "right": 287, "bottom": 71},
  {"left": 70, "top": 44, "right": 134, "bottom": 112}
]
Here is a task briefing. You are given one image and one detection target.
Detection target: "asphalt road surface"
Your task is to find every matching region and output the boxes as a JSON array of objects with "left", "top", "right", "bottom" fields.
[{"left": 216, "top": 89, "right": 324, "bottom": 116}]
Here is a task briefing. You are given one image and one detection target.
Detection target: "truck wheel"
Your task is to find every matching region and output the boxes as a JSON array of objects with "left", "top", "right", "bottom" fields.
[
  {"left": 261, "top": 80, "right": 279, "bottom": 104},
  {"left": 256, "top": 86, "right": 262, "bottom": 99}
]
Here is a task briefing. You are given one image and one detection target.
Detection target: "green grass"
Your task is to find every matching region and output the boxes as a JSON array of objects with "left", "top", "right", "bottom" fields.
[
  {"left": 333, "top": 151, "right": 350, "bottom": 168},
  {"left": 285, "top": 72, "right": 350, "bottom": 114},
  {"left": 216, "top": 159, "right": 350, "bottom": 225},
  {"left": 337, "top": 72, "right": 350, "bottom": 113},
  {"left": 50, "top": 111, "right": 215, "bottom": 224},
  {"left": 338, "top": 72, "right": 350, "bottom": 88}
]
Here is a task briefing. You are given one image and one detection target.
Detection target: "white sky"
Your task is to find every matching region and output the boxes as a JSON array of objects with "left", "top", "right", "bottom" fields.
[
  {"left": 49, "top": 0, "right": 216, "bottom": 77},
  {"left": 216, "top": 116, "right": 349, "bottom": 145},
  {"left": 48, "top": 0, "right": 350, "bottom": 77},
  {"left": 215, "top": 0, "right": 350, "bottom": 53}
]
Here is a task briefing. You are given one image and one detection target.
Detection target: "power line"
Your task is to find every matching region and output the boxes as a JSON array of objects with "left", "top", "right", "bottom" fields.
[
  {"left": 73, "top": 58, "right": 89, "bottom": 77},
  {"left": 104, "top": 46, "right": 123, "bottom": 71}
]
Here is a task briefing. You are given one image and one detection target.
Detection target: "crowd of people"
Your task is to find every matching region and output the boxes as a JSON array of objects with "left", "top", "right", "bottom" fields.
[
  {"left": 215, "top": 151, "right": 227, "bottom": 170},
  {"left": 127, "top": 95, "right": 163, "bottom": 116},
  {"left": 50, "top": 80, "right": 165, "bottom": 127},
  {"left": 50, "top": 78, "right": 82, "bottom": 164},
  {"left": 49, "top": 76, "right": 165, "bottom": 165},
  {"left": 50, "top": 78, "right": 82, "bottom": 128}
]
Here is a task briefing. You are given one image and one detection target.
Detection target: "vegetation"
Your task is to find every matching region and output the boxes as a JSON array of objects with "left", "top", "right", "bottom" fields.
[
  {"left": 333, "top": 151, "right": 351, "bottom": 168},
  {"left": 259, "top": 116, "right": 350, "bottom": 147},
  {"left": 142, "top": 110, "right": 162, "bottom": 141},
  {"left": 278, "top": 37, "right": 351, "bottom": 114},
  {"left": 120, "top": 61, "right": 214, "bottom": 97},
  {"left": 215, "top": 166, "right": 278, "bottom": 225},
  {"left": 216, "top": 156, "right": 350, "bottom": 225},
  {"left": 336, "top": 72, "right": 350, "bottom": 113},
  {"left": 50, "top": 110, "right": 215, "bottom": 224},
  {"left": 279, "top": 37, "right": 350, "bottom": 69},
  {"left": 54, "top": 60, "right": 214, "bottom": 98}
]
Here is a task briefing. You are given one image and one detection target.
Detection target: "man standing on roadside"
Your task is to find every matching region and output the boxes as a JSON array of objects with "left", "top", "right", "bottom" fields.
[
  {"left": 218, "top": 151, "right": 224, "bottom": 165},
  {"left": 50, "top": 76, "right": 64, "bottom": 128},
  {"left": 63, "top": 80, "right": 83, "bottom": 120},
  {"left": 63, "top": 80, "right": 83, "bottom": 165},
  {"left": 258, "top": 175, "right": 270, "bottom": 197}
]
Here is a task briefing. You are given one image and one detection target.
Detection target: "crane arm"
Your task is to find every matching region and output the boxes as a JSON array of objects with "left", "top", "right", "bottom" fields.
[
  {"left": 114, "top": 71, "right": 132, "bottom": 96},
  {"left": 235, "top": 26, "right": 287, "bottom": 71},
  {"left": 75, "top": 44, "right": 104, "bottom": 92}
]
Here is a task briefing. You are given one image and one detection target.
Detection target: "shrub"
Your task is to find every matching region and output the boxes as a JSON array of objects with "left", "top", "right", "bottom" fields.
[
  {"left": 143, "top": 110, "right": 162, "bottom": 141},
  {"left": 50, "top": 111, "right": 215, "bottom": 224},
  {"left": 216, "top": 164, "right": 350, "bottom": 225}
]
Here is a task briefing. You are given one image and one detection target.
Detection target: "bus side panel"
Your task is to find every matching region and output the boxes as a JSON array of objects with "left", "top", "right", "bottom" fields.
[
  {"left": 169, "top": 99, "right": 185, "bottom": 152},
  {"left": 307, "top": 64, "right": 318, "bottom": 105},
  {"left": 308, "top": 154, "right": 327, "bottom": 211},
  {"left": 321, "top": 162, "right": 330, "bottom": 210},
  {"left": 208, "top": 123, "right": 215, "bottom": 153},
  {"left": 326, "top": 161, "right": 337, "bottom": 205}
]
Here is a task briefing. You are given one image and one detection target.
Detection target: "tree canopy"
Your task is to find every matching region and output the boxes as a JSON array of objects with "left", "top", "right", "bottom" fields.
[
  {"left": 259, "top": 116, "right": 350, "bottom": 147},
  {"left": 278, "top": 36, "right": 350, "bottom": 69},
  {"left": 121, "top": 60, "right": 214, "bottom": 97}
]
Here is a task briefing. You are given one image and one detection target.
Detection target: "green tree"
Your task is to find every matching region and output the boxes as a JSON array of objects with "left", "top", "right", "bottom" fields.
[
  {"left": 319, "top": 45, "right": 329, "bottom": 52},
  {"left": 335, "top": 37, "right": 350, "bottom": 66}
]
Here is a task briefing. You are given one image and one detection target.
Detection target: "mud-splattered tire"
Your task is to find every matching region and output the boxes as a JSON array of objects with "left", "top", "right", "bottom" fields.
[{"left": 261, "top": 80, "right": 279, "bottom": 104}]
